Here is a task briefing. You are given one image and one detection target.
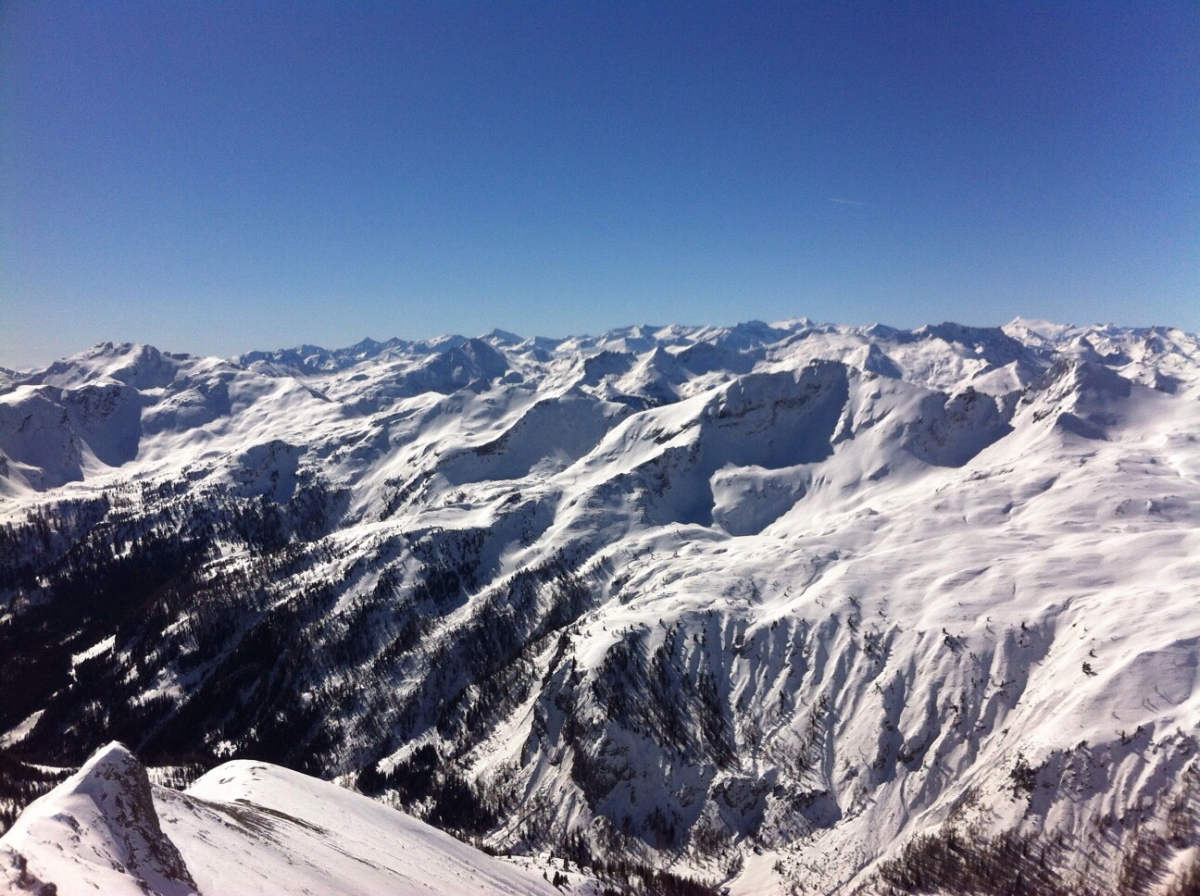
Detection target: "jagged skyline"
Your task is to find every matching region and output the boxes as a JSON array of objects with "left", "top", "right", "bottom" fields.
[{"left": 2, "top": 3, "right": 1197, "bottom": 368}]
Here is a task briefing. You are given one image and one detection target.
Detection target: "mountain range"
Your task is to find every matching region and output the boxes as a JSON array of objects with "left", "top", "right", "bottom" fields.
[{"left": 1, "top": 317, "right": 1198, "bottom": 895}]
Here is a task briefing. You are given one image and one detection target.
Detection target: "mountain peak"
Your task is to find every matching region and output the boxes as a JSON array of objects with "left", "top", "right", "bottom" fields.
[{"left": 0, "top": 742, "right": 198, "bottom": 895}]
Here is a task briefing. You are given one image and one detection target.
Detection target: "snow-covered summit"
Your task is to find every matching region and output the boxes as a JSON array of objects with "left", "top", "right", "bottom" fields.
[
  {"left": 0, "top": 742, "right": 196, "bottom": 896},
  {"left": 0, "top": 742, "right": 558, "bottom": 896}
]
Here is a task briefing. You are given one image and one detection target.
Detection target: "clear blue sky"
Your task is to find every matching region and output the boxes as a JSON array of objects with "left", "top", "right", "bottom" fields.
[{"left": 1, "top": 1, "right": 1196, "bottom": 367}]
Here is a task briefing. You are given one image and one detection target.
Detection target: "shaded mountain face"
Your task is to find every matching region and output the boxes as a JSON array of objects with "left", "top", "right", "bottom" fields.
[{"left": 2, "top": 318, "right": 1200, "bottom": 893}]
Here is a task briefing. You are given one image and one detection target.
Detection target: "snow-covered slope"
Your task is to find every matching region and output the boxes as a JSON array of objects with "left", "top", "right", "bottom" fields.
[
  {"left": 0, "top": 742, "right": 558, "bottom": 895},
  {"left": 2, "top": 318, "right": 1199, "bottom": 894}
]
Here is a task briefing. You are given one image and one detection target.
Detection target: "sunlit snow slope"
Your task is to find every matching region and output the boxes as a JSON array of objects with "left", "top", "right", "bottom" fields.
[
  {"left": 2, "top": 318, "right": 1199, "bottom": 894},
  {"left": 0, "top": 742, "right": 557, "bottom": 895}
]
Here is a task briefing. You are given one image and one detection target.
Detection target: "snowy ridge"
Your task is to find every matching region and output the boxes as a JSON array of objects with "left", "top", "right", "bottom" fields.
[
  {"left": 0, "top": 742, "right": 559, "bottom": 895},
  {"left": 1, "top": 319, "right": 1199, "bottom": 893}
]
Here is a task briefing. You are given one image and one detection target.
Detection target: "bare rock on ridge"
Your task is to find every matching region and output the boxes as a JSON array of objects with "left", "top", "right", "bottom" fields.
[{"left": 0, "top": 742, "right": 197, "bottom": 896}]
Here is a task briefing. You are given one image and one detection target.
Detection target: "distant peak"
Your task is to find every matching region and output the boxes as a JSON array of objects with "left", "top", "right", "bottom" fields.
[
  {"left": 1003, "top": 317, "right": 1075, "bottom": 341},
  {"left": 770, "top": 316, "right": 814, "bottom": 329},
  {"left": 484, "top": 328, "right": 523, "bottom": 345}
]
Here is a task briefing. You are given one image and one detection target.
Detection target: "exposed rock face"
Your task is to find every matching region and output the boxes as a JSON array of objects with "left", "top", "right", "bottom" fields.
[
  {"left": 0, "top": 743, "right": 197, "bottom": 896},
  {"left": 70, "top": 744, "right": 198, "bottom": 893}
]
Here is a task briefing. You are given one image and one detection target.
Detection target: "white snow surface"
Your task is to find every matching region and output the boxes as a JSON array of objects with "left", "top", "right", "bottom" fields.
[
  {"left": 3, "top": 318, "right": 1200, "bottom": 893},
  {"left": 0, "top": 742, "right": 557, "bottom": 896}
]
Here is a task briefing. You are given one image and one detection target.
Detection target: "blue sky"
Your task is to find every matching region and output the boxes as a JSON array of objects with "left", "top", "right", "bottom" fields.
[{"left": 1, "top": 1, "right": 1196, "bottom": 367}]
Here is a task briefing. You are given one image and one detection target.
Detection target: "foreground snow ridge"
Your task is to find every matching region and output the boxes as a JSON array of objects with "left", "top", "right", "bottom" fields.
[
  {"left": 0, "top": 742, "right": 557, "bottom": 896},
  {"left": 1, "top": 318, "right": 1200, "bottom": 894}
]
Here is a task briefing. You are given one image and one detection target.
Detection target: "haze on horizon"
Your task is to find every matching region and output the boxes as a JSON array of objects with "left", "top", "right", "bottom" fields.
[{"left": 1, "top": 1, "right": 1196, "bottom": 369}]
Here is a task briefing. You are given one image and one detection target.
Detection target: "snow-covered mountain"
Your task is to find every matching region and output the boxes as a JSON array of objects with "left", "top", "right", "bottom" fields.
[
  {"left": 1, "top": 318, "right": 1199, "bottom": 894},
  {"left": 0, "top": 742, "right": 561, "bottom": 895}
]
